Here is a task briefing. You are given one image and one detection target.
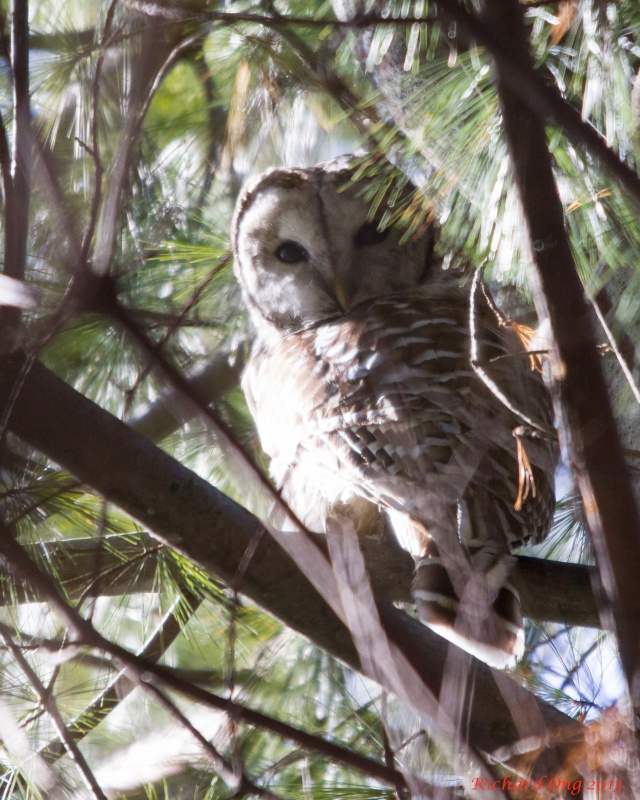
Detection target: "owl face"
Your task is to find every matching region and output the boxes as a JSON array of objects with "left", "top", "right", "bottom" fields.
[{"left": 232, "top": 162, "right": 435, "bottom": 338}]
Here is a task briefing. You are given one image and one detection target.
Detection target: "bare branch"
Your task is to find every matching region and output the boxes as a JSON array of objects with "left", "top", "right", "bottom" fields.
[
  {"left": 9, "top": 0, "right": 30, "bottom": 284},
  {"left": 79, "top": 0, "right": 119, "bottom": 266},
  {"left": 481, "top": 0, "right": 640, "bottom": 715},
  {"left": 0, "top": 354, "right": 584, "bottom": 768}
]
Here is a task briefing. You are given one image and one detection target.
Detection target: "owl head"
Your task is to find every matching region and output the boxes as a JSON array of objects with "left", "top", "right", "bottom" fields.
[{"left": 232, "top": 157, "right": 437, "bottom": 340}]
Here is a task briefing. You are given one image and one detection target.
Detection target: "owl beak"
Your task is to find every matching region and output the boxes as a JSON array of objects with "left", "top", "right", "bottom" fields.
[{"left": 333, "top": 277, "right": 351, "bottom": 311}]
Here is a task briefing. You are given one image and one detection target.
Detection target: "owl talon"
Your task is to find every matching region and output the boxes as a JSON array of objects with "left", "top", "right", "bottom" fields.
[
  {"left": 413, "top": 543, "right": 524, "bottom": 669},
  {"left": 513, "top": 427, "right": 537, "bottom": 511}
]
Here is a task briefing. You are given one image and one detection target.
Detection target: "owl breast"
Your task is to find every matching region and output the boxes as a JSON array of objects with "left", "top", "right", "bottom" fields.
[{"left": 243, "top": 280, "right": 556, "bottom": 547}]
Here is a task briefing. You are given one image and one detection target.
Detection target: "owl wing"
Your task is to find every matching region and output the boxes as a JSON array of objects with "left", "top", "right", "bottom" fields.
[{"left": 245, "top": 281, "right": 557, "bottom": 666}]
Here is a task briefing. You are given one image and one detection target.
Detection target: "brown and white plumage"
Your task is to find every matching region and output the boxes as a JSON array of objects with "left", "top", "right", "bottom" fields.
[{"left": 233, "top": 159, "right": 557, "bottom": 668}]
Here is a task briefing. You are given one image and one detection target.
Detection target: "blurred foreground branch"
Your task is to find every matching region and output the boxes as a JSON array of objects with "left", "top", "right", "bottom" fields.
[{"left": 0, "top": 354, "right": 583, "bottom": 769}]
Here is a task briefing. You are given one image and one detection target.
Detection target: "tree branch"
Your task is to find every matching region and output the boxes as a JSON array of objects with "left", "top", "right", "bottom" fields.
[
  {"left": 481, "top": 0, "right": 640, "bottom": 716},
  {"left": 1, "top": 0, "right": 31, "bottom": 333},
  {"left": 0, "top": 532, "right": 601, "bottom": 630},
  {"left": 9, "top": 0, "right": 30, "bottom": 284},
  {"left": 0, "top": 354, "right": 583, "bottom": 768},
  {"left": 0, "top": 524, "right": 409, "bottom": 792}
]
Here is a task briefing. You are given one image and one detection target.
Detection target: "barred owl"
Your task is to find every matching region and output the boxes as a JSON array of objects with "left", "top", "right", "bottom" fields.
[{"left": 232, "top": 157, "right": 557, "bottom": 668}]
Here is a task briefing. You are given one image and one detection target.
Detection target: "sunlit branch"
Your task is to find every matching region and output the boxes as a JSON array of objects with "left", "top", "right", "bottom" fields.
[{"left": 482, "top": 0, "right": 640, "bottom": 719}]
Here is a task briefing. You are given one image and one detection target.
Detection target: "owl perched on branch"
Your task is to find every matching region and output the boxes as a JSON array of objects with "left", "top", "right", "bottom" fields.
[{"left": 232, "top": 157, "right": 557, "bottom": 668}]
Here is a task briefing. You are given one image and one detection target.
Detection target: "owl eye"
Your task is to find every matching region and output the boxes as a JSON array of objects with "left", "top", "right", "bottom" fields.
[
  {"left": 275, "top": 241, "right": 309, "bottom": 264},
  {"left": 354, "top": 221, "right": 388, "bottom": 248}
]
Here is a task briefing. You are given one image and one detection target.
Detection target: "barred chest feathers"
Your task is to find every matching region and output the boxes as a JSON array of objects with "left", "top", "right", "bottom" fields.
[{"left": 233, "top": 159, "right": 558, "bottom": 668}]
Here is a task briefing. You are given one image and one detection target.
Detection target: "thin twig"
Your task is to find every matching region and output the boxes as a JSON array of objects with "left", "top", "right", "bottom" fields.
[
  {"left": 0, "top": 0, "right": 31, "bottom": 333},
  {"left": 146, "top": 683, "right": 288, "bottom": 800},
  {"left": 469, "top": 269, "right": 555, "bottom": 436},
  {"left": 325, "top": 518, "right": 509, "bottom": 800},
  {"left": 0, "top": 519, "right": 409, "bottom": 790},
  {"left": 79, "top": 0, "right": 120, "bottom": 267},
  {"left": 0, "top": 624, "right": 108, "bottom": 800},
  {"left": 591, "top": 294, "right": 640, "bottom": 407},
  {"left": 121, "top": 256, "right": 232, "bottom": 406}
]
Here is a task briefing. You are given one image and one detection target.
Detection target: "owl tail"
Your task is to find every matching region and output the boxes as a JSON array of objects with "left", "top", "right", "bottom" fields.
[{"left": 412, "top": 541, "right": 524, "bottom": 669}]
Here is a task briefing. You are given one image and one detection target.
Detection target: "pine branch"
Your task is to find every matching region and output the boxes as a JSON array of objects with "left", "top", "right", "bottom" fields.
[
  {"left": 0, "top": 532, "right": 601, "bottom": 629},
  {"left": 0, "top": 353, "right": 583, "bottom": 769},
  {"left": 0, "top": 520, "right": 409, "bottom": 792},
  {"left": 0, "top": 625, "right": 108, "bottom": 800}
]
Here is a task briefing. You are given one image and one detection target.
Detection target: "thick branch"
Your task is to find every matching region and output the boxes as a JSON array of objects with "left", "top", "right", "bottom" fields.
[
  {"left": 0, "top": 354, "right": 582, "bottom": 766},
  {"left": 482, "top": 0, "right": 640, "bottom": 714},
  {"left": 2, "top": 533, "right": 601, "bottom": 629}
]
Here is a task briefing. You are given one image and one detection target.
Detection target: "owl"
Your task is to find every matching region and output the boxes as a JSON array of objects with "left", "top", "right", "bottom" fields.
[{"left": 232, "top": 157, "right": 557, "bottom": 668}]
